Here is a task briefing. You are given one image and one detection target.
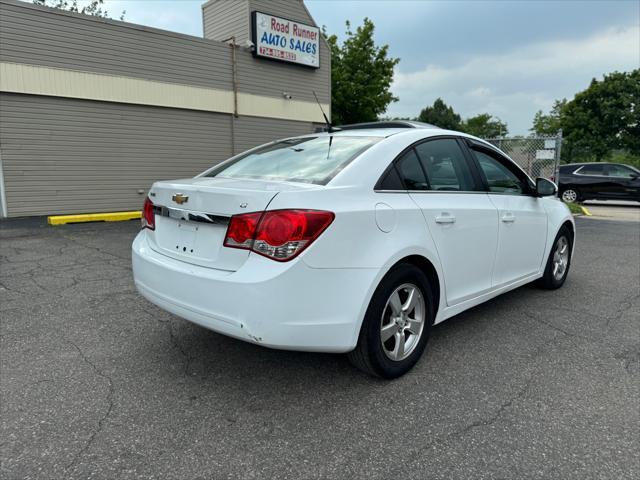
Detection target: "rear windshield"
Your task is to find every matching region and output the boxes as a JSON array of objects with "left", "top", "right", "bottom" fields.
[{"left": 204, "top": 136, "right": 380, "bottom": 185}]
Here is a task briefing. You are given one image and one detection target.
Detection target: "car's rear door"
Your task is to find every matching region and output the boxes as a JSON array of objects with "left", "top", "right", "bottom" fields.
[
  {"left": 396, "top": 137, "right": 499, "bottom": 306},
  {"left": 467, "top": 143, "right": 547, "bottom": 286}
]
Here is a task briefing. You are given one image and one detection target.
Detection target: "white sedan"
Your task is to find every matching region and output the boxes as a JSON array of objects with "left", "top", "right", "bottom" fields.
[{"left": 132, "top": 122, "right": 574, "bottom": 378}]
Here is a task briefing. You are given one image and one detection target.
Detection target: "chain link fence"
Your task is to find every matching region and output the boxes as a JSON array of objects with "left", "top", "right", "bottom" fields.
[{"left": 482, "top": 132, "right": 563, "bottom": 182}]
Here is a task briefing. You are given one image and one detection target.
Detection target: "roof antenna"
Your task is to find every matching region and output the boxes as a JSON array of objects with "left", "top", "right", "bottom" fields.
[{"left": 313, "top": 91, "right": 339, "bottom": 133}]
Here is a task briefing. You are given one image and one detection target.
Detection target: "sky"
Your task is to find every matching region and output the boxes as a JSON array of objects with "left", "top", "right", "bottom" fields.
[{"left": 62, "top": 0, "right": 640, "bottom": 134}]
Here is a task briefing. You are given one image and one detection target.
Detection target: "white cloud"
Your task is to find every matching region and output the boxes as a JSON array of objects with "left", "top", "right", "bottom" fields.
[{"left": 387, "top": 24, "right": 640, "bottom": 134}]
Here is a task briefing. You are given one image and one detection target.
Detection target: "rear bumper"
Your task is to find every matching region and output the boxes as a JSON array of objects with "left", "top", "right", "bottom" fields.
[{"left": 131, "top": 231, "right": 378, "bottom": 352}]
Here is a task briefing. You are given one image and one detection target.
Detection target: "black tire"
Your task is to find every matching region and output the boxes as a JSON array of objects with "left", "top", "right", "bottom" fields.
[
  {"left": 537, "top": 226, "right": 573, "bottom": 290},
  {"left": 348, "top": 263, "right": 435, "bottom": 379}
]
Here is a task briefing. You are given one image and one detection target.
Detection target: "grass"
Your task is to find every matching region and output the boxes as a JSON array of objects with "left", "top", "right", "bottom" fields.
[{"left": 564, "top": 201, "right": 583, "bottom": 215}]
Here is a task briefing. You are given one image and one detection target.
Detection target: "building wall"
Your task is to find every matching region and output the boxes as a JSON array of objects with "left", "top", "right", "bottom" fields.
[
  {"left": 233, "top": 115, "right": 316, "bottom": 154},
  {"left": 0, "top": 93, "right": 229, "bottom": 216},
  {"left": 202, "top": 0, "right": 250, "bottom": 44},
  {"left": 0, "top": 0, "right": 330, "bottom": 217},
  {"left": 203, "top": 0, "right": 331, "bottom": 104},
  {"left": 0, "top": 0, "right": 232, "bottom": 90}
]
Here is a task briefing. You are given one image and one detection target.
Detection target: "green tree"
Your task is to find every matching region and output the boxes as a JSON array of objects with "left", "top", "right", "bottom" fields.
[
  {"left": 416, "top": 98, "right": 462, "bottom": 130},
  {"left": 461, "top": 113, "right": 508, "bottom": 138},
  {"left": 561, "top": 70, "right": 640, "bottom": 161},
  {"left": 531, "top": 99, "right": 567, "bottom": 136},
  {"left": 324, "top": 19, "right": 399, "bottom": 125},
  {"left": 33, "top": 0, "right": 125, "bottom": 20}
]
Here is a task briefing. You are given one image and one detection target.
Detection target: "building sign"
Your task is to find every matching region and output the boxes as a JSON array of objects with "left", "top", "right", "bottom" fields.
[
  {"left": 251, "top": 11, "right": 320, "bottom": 68},
  {"left": 535, "top": 149, "right": 555, "bottom": 160}
]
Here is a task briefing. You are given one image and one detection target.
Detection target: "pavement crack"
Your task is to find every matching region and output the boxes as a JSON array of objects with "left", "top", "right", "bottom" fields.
[
  {"left": 451, "top": 377, "right": 534, "bottom": 438},
  {"left": 614, "top": 348, "right": 640, "bottom": 374},
  {"left": 408, "top": 341, "right": 552, "bottom": 459},
  {"left": 522, "top": 310, "right": 589, "bottom": 340},
  {"left": 59, "top": 232, "right": 130, "bottom": 262},
  {"left": 168, "top": 321, "right": 195, "bottom": 377},
  {"left": 606, "top": 293, "right": 640, "bottom": 327},
  {"left": 65, "top": 340, "right": 115, "bottom": 471},
  {"left": 150, "top": 313, "right": 195, "bottom": 377}
]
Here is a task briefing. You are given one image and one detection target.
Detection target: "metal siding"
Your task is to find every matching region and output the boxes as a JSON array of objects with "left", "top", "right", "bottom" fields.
[
  {"left": 0, "top": 0, "right": 328, "bottom": 217},
  {"left": 244, "top": 0, "right": 331, "bottom": 104},
  {"left": 235, "top": 48, "right": 330, "bottom": 105},
  {"left": 0, "top": 0, "right": 232, "bottom": 91},
  {"left": 202, "top": 0, "right": 250, "bottom": 42},
  {"left": 0, "top": 0, "right": 329, "bottom": 106},
  {"left": 0, "top": 93, "right": 233, "bottom": 216},
  {"left": 205, "top": 0, "right": 331, "bottom": 105},
  {"left": 233, "top": 116, "right": 315, "bottom": 153},
  {"left": 249, "top": 0, "right": 317, "bottom": 25}
]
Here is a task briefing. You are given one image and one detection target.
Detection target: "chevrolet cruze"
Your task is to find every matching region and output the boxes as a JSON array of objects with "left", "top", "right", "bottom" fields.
[{"left": 132, "top": 122, "right": 574, "bottom": 378}]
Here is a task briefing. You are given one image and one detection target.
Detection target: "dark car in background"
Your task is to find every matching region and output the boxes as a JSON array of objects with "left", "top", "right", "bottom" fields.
[{"left": 556, "top": 163, "right": 640, "bottom": 203}]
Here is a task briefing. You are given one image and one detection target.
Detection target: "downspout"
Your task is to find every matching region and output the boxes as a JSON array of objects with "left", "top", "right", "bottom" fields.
[
  {"left": 0, "top": 149, "right": 7, "bottom": 218},
  {"left": 223, "top": 36, "right": 239, "bottom": 156},
  {"left": 554, "top": 129, "right": 563, "bottom": 198}
]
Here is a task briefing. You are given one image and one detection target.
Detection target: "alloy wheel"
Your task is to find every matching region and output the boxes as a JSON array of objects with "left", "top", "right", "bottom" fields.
[
  {"left": 562, "top": 189, "right": 578, "bottom": 202},
  {"left": 552, "top": 236, "right": 569, "bottom": 281},
  {"left": 380, "top": 283, "right": 425, "bottom": 361}
]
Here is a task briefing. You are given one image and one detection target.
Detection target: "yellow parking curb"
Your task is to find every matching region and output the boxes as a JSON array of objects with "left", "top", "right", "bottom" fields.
[
  {"left": 579, "top": 206, "right": 592, "bottom": 216},
  {"left": 48, "top": 211, "right": 141, "bottom": 225}
]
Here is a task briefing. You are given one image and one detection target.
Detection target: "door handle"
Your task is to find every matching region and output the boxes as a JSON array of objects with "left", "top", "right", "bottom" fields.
[
  {"left": 435, "top": 214, "right": 456, "bottom": 224},
  {"left": 501, "top": 213, "right": 516, "bottom": 223}
]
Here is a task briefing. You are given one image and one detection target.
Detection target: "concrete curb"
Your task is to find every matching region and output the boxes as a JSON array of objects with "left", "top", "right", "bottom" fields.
[{"left": 48, "top": 211, "right": 141, "bottom": 225}]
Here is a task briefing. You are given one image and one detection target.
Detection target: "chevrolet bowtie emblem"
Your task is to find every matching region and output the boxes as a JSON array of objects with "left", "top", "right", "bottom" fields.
[{"left": 172, "top": 193, "right": 189, "bottom": 205}]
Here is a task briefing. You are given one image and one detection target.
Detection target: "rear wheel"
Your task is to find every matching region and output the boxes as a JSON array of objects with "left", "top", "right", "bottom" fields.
[
  {"left": 561, "top": 188, "right": 580, "bottom": 203},
  {"left": 348, "top": 264, "right": 434, "bottom": 378},
  {"left": 538, "top": 226, "right": 572, "bottom": 289}
]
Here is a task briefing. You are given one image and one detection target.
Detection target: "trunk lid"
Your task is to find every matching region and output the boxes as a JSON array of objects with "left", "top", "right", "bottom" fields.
[{"left": 146, "top": 177, "right": 317, "bottom": 271}]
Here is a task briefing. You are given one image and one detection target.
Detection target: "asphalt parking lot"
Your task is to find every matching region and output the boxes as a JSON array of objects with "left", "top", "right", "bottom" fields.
[{"left": 1, "top": 215, "right": 638, "bottom": 479}]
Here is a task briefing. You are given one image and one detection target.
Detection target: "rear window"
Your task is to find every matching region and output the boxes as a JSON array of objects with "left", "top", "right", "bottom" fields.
[{"left": 205, "top": 136, "right": 380, "bottom": 185}]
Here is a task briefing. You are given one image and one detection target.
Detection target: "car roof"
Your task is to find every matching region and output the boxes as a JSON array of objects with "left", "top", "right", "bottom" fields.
[
  {"left": 312, "top": 120, "right": 443, "bottom": 137},
  {"left": 564, "top": 162, "right": 632, "bottom": 166},
  {"left": 561, "top": 163, "right": 640, "bottom": 173},
  {"left": 562, "top": 163, "right": 598, "bottom": 167},
  {"left": 303, "top": 126, "right": 466, "bottom": 139},
  {"left": 316, "top": 128, "right": 433, "bottom": 138},
  {"left": 336, "top": 120, "right": 440, "bottom": 130}
]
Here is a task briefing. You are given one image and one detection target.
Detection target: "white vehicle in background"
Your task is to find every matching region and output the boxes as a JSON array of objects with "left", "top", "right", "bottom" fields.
[{"left": 132, "top": 121, "right": 574, "bottom": 378}]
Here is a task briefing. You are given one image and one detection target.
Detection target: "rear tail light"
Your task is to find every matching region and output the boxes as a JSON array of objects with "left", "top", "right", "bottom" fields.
[
  {"left": 224, "top": 209, "right": 334, "bottom": 261},
  {"left": 142, "top": 197, "right": 155, "bottom": 230}
]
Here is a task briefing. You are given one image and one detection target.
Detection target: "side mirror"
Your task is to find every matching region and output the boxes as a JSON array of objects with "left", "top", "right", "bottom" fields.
[
  {"left": 630, "top": 172, "right": 639, "bottom": 179},
  {"left": 535, "top": 177, "right": 557, "bottom": 197}
]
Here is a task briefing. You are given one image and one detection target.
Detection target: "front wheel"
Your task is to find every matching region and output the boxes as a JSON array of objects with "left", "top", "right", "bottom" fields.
[
  {"left": 348, "top": 264, "right": 434, "bottom": 378},
  {"left": 538, "top": 226, "right": 573, "bottom": 289}
]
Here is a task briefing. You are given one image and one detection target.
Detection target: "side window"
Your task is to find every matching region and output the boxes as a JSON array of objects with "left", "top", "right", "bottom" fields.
[
  {"left": 377, "top": 165, "right": 405, "bottom": 190},
  {"left": 473, "top": 149, "right": 525, "bottom": 194},
  {"left": 578, "top": 164, "right": 605, "bottom": 176},
  {"left": 397, "top": 149, "right": 429, "bottom": 190},
  {"left": 414, "top": 139, "right": 476, "bottom": 191},
  {"left": 606, "top": 164, "right": 636, "bottom": 178}
]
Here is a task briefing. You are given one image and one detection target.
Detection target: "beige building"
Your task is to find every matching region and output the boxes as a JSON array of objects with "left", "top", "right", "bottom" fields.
[{"left": 0, "top": 0, "right": 330, "bottom": 217}]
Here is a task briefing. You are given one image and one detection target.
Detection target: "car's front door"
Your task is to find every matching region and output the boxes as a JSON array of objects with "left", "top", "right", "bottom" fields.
[
  {"left": 395, "top": 137, "right": 499, "bottom": 306},
  {"left": 469, "top": 145, "right": 548, "bottom": 286},
  {"left": 574, "top": 163, "right": 610, "bottom": 198},
  {"left": 604, "top": 164, "right": 640, "bottom": 200}
]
